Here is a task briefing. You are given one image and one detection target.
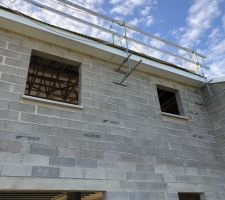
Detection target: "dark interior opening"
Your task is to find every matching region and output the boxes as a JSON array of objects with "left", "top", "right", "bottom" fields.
[
  {"left": 178, "top": 193, "right": 201, "bottom": 200},
  {"left": 25, "top": 51, "right": 80, "bottom": 105},
  {"left": 157, "top": 87, "right": 180, "bottom": 115},
  {"left": 0, "top": 191, "right": 104, "bottom": 200}
]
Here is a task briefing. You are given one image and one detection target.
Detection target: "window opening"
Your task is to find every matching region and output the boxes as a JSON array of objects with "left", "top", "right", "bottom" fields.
[
  {"left": 25, "top": 51, "right": 81, "bottom": 105},
  {"left": 157, "top": 86, "right": 180, "bottom": 115},
  {"left": 0, "top": 191, "right": 104, "bottom": 200},
  {"left": 178, "top": 193, "right": 202, "bottom": 200}
]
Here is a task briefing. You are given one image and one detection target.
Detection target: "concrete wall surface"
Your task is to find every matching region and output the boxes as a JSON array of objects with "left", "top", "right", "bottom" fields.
[
  {"left": 0, "top": 27, "right": 225, "bottom": 200},
  {"left": 206, "top": 82, "right": 225, "bottom": 163}
]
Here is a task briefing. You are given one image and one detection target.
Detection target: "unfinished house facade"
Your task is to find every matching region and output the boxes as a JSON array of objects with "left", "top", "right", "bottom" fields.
[{"left": 0, "top": 2, "right": 225, "bottom": 200}]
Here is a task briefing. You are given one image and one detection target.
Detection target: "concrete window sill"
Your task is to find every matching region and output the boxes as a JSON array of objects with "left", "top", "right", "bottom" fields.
[
  {"left": 22, "top": 95, "right": 84, "bottom": 110},
  {"left": 161, "top": 112, "right": 188, "bottom": 124}
]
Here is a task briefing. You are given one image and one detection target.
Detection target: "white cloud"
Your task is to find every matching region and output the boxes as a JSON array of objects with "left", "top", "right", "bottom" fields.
[
  {"left": 222, "top": 15, "right": 225, "bottom": 30},
  {"left": 110, "top": 0, "right": 156, "bottom": 16},
  {"left": 171, "top": 0, "right": 225, "bottom": 77},
  {"left": 146, "top": 15, "right": 154, "bottom": 26},
  {"left": 141, "top": 6, "right": 151, "bottom": 16},
  {"left": 180, "top": 0, "right": 221, "bottom": 46}
]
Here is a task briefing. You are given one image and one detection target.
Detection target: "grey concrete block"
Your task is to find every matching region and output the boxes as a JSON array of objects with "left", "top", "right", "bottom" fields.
[
  {"left": 32, "top": 124, "right": 58, "bottom": 136},
  {"left": 32, "top": 166, "right": 60, "bottom": 178},
  {"left": 9, "top": 102, "right": 35, "bottom": 113},
  {"left": 136, "top": 163, "right": 155, "bottom": 172},
  {"left": 0, "top": 48, "right": 20, "bottom": 59},
  {"left": 49, "top": 156, "right": 76, "bottom": 167},
  {"left": 1, "top": 141, "right": 25, "bottom": 153},
  {"left": 0, "top": 110, "right": 18, "bottom": 120},
  {"left": 4, "top": 121, "right": 33, "bottom": 132},
  {"left": 127, "top": 172, "right": 148, "bottom": 181},
  {"left": 60, "top": 167, "right": 84, "bottom": 178},
  {"left": 58, "top": 147, "right": 80, "bottom": 158},
  {"left": 0, "top": 152, "right": 22, "bottom": 164},
  {"left": 22, "top": 154, "right": 49, "bottom": 166},
  {"left": 105, "top": 191, "right": 128, "bottom": 200},
  {"left": 30, "top": 144, "right": 58, "bottom": 156},
  {"left": 129, "top": 192, "right": 166, "bottom": 200},
  {"left": 1, "top": 73, "right": 26, "bottom": 85},
  {"left": 106, "top": 170, "right": 126, "bottom": 180},
  {"left": 0, "top": 40, "right": 6, "bottom": 48},
  {"left": 84, "top": 169, "right": 106, "bottom": 179},
  {"left": 67, "top": 138, "right": 89, "bottom": 149},
  {"left": 80, "top": 149, "right": 103, "bottom": 159},
  {"left": 37, "top": 106, "right": 61, "bottom": 117},
  {"left": 4, "top": 57, "right": 29, "bottom": 68},
  {"left": 0, "top": 80, "right": 11, "bottom": 91},
  {"left": 21, "top": 113, "right": 46, "bottom": 124},
  {"left": 0, "top": 33, "right": 23, "bottom": 45},
  {"left": 8, "top": 43, "right": 31, "bottom": 54},
  {"left": 1, "top": 164, "right": 32, "bottom": 177},
  {"left": 76, "top": 159, "right": 97, "bottom": 168}
]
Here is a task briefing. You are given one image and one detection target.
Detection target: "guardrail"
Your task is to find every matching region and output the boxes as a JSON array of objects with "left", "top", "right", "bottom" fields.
[{"left": 3, "top": 0, "right": 209, "bottom": 76}]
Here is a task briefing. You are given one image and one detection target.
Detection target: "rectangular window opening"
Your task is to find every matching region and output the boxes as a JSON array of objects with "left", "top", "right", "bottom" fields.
[
  {"left": 178, "top": 192, "right": 203, "bottom": 200},
  {"left": 157, "top": 86, "right": 181, "bottom": 115},
  {"left": 0, "top": 191, "right": 104, "bottom": 200},
  {"left": 25, "top": 51, "right": 81, "bottom": 105}
]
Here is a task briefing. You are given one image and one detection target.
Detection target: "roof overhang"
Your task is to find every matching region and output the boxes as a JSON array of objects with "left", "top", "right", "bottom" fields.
[{"left": 0, "top": 7, "right": 205, "bottom": 87}]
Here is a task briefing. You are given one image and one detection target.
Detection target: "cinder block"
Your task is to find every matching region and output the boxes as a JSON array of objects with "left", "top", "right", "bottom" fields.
[
  {"left": 21, "top": 113, "right": 46, "bottom": 124},
  {"left": 32, "top": 124, "right": 58, "bottom": 136},
  {"left": 84, "top": 168, "right": 106, "bottom": 179},
  {"left": 1, "top": 34, "right": 23, "bottom": 45},
  {"left": 76, "top": 159, "right": 97, "bottom": 168},
  {"left": 0, "top": 110, "right": 18, "bottom": 120},
  {"left": 4, "top": 120, "right": 32, "bottom": 132},
  {"left": 1, "top": 73, "right": 25, "bottom": 85},
  {"left": 60, "top": 167, "right": 84, "bottom": 178},
  {"left": 80, "top": 149, "right": 103, "bottom": 160},
  {"left": 0, "top": 81, "right": 11, "bottom": 91},
  {"left": 32, "top": 166, "right": 60, "bottom": 178},
  {"left": 106, "top": 170, "right": 126, "bottom": 180},
  {"left": 0, "top": 152, "right": 22, "bottom": 164},
  {"left": 105, "top": 191, "right": 128, "bottom": 200},
  {"left": 1, "top": 164, "right": 32, "bottom": 177},
  {"left": 67, "top": 138, "right": 89, "bottom": 149},
  {"left": 4, "top": 57, "right": 29, "bottom": 68},
  {"left": 127, "top": 172, "right": 148, "bottom": 181},
  {"left": 0, "top": 48, "right": 20, "bottom": 59},
  {"left": 58, "top": 147, "right": 80, "bottom": 158},
  {"left": 49, "top": 156, "right": 76, "bottom": 167},
  {"left": 9, "top": 102, "right": 35, "bottom": 113},
  {"left": 30, "top": 144, "right": 58, "bottom": 156},
  {"left": 136, "top": 163, "right": 155, "bottom": 172},
  {"left": 8, "top": 43, "right": 31, "bottom": 54},
  {"left": 0, "top": 40, "right": 6, "bottom": 48},
  {"left": 129, "top": 192, "right": 165, "bottom": 200},
  {"left": 1, "top": 141, "right": 25, "bottom": 153},
  {"left": 0, "top": 90, "right": 21, "bottom": 101},
  {"left": 22, "top": 154, "right": 49, "bottom": 166}
]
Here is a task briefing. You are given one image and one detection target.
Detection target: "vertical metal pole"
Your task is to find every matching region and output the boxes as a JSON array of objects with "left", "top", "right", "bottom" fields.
[
  {"left": 123, "top": 23, "right": 131, "bottom": 71},
  {"left": 194, "top": 52, "right": 213, "bottom": 97}
]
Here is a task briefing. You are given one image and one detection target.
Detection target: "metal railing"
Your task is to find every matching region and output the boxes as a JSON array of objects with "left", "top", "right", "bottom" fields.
[{"left": 3, "top": 0, "right": 209, "bottom": 76}]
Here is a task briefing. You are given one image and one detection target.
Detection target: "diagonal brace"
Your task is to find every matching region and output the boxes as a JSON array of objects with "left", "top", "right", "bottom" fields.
[
  {"left": 114, "top": 60, "right": 142, "bottom": 86},
  {"left": 116, "top": 53, "right": 132, "bottom": 72}
]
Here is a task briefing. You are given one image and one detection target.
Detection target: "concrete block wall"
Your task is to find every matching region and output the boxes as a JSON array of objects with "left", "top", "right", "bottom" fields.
[
  {"left": 206, "top": 82, "right": 225, "bottom": 162},
  {"left": 0, "top": 27, "right": 225, "bottom": 199}
]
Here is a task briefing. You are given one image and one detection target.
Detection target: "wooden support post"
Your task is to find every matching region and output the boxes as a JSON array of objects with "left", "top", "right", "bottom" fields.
[{"left": 67, "top": 192, "right": 81, "bottom": 200}]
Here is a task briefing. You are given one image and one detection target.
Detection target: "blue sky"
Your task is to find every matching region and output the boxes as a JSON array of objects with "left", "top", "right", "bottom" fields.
[{"left": 1, "top": 0, "right": 225, "bottom": 77}]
